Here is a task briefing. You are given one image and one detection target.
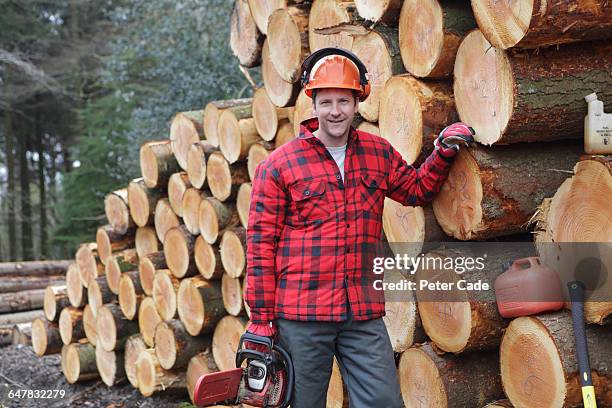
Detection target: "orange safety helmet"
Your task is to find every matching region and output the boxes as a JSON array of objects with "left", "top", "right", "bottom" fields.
[{"left": 300, "top": 48, "right": 371, "bottom": 101}]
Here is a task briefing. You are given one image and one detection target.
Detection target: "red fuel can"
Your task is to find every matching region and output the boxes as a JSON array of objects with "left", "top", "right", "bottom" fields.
[{"left": 494, "top": 257, "right": 564, "bottom": 318}]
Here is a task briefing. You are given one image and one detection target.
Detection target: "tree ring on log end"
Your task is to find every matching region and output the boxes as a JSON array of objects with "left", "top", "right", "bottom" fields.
[
  {"left": 399, "top": 0, "right": 443, "bottom": 78},
  {"left": 207, "top": 152, "right": 232, "bottom": 201},
  {"left": 308, "top": 0, "right": 354, "bottom": 52},
  {"left": 253, "top": 88, "right": 279, "bottom": 141},
  {"left": 198, "top": 200, "right": 219, "bottom": 245},
  {"left": 164, "top": 228, "right": 190, "bottom": 279},
  {"left": 170, "top": 113, "right": 201, "bottom": 170},
  {"left": 268, "top": 8, "right": 307, "bottom": 83},
  {"left": 119, "top": 274, "right": 138, "bottom": 320},
  {"left": 97, "top": 306, "right": 118, "bottom": 351},
  {"left": 136, "top": 350, "right": 157, "bottom": 397},
  {"left": 105, "top": 193, "right": 130, "bottom": 235},
  {"left": 383, "top": 198, "right": 425, "bottom": 249},
  {"left": 471, "top": 0, "right": 534, "bottom": 50},
  {"left": 218, "top": 110, "right": 242, "bottom": 164},
  {"left": 178, "top": 279, "right": 206, "bottom": 336},
  {"left": 398, "top": 347, "right": 446, "bottom": 406},
  {"left": 154, "top": 321, "right": 177, "bottom": 370},
  {"left": 140, "top": 144, "right": 160, "bottom": 189}
]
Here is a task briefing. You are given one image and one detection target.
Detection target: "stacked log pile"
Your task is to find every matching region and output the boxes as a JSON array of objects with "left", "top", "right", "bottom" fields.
[{"left": 17, "top": 1, "right": 611, "bottom": 407}]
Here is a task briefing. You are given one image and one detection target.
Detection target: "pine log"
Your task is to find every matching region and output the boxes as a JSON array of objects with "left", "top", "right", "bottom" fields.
[
  {"left": 140, "top": 140, "right": 180, "bottom": 188},
  {"left": 262, "top": 39, "right": 300, "bottom": 107},
  {"left": 104, "top": 188, "right": 135, "bottom": 235},
  {"left": 135, "top": 226, "right": 160, "bottom": 258},
  {"left": 351, "top": 25, "right": 405, "bottom": 122},
  {"left": 62, "top": 343, "right": 99, "bottom": 384},
  {"left": 155, "top": 319, "right": 212, "bottom": 370},
  {"left": 43, "top": 285, "right": 70, "bottom": 322},
  {"left": 82, "top": 304, "right": 97, "bottom": 345},
  {"left": 186, "top": 350, "right": 219, "bottom": 404},
  {"left": 59, "top": 307, "right": 85, "bottom": 345},
  {"left": 136, "top": 348, "right": 187, "bottom": 397},
  {"left": 379, "top": 74, "right": 457, "bottom": 165},
  {"left": 2, "top": 328, "right": 18, "bottom": 347},
  {"left": 0, "top": 309, "right": 44, "bottom": 326},
  {"left": 293, "top": 89, "right": 314, "bottom": 136},
  {"left": 220, "top": 226, "right": 247, "bottom": 278},
  {"left": 164, "top": 225, "right": 198, "bottom": 279},
  {"left": 268, "top": 5, "right": 311, "bottom": 83},
  {"left": 154, "top": 198, "right": 180, "bottom": 244},
  {"left": 236, "top": 183, "right": 251, "bottom": 229},
  {"left": 153, "top": 269, "right": 180, "bottom": 321},
  {"left": 66, "top": 263, "right": 87, "bottom": 308},
  {"left": 0, "top": 288, "right": 45, "bottom": 313},
  {"left": 218, "top": 110, "right": 261, "bottom": 165},
  {"left": 105, "top": 248, "right": 138, "bottom": 295},
  {"left": 125, "top": 334, "right": 147, "bottom": 388},
  {"left": 31, "top": 318, "right": 63, "bottom": 356},
  {"left": 500, "top": 311, "right": 612, "bottom": 407},
  {"left": 399, "top": 0, "right": 476, "bottom": 78},
  {"left": 118, "top": 270, "right": 144, "bottom": 320},
  {"left": 177, "top": 277, "right": 226, "bottom": 336},
  {"left": 454, "top": 31, "right": 612, "bottom": 145},
  {"left": 309, "top": 0, "right": 360, "bottom": 52},
  {"left": 206, "top": 151, "right": 250, "bottom": 202},
  {"left": 11, "top": 322, "right": 32, "bottom": 345},
  {"left": 247, "top": 141, "right": 275, "bottom": 181},
  {"left": 138, "top": 252, "right": 167, "bottom": 296},
  {"left": 356, "top": 120, "right": 379, "bottom": 135},
  {"left": 247, "top": 0, "right": 288, "bottom": 35},
  {"left": 194, "top": 237, "right": 224, "bottom": 280},
  {"left": 187, "top": 140, "right": 217, "bottom": 189},
  {"left": 222, "top": 274, "right": 245, "bottom": 317},
  {"left": 97, "top": 303, "right": 140, "bottom": 351},
  {"left": 432, "top": 141, "right": 582, "bottom": 240},
  {"left": 483, "top": 400, "right": 514, "bottom": 408},
  {"left": 230, "top": 0, "right": 264, "bottom": 67},
  {"left": 472, "top": 0, "right": 612, "bottom": 50},
  {"left": 242, "top": 279, "right": 250, "bottom": 319},
  {"left": 252, "top": 88, "right": 292, "bottom": 141},
  {"left": 212, "top": 315, "right": 248, "bottom": 371},
  {"left": 398, "top": 343, "right": 504, "bottom": 407},
  {"left": 355, "top": 0, "right": 402, "bottom": 24},
  {"left": 0, "top": 276, "right": 64, "bottom": 293},
  {"left": 139, "top": 297, "right": 163, "bottom": 347},
  {"left": 276, "top": 120, "right": 295, "bottom": 147},
  {"left": 182, "top": 188, "right": 210, "bottom": 235},
  {"left": 170, "top": 110, "right": 205, "bottom": 170},
  {"left": 96, "top": 224, "right": 135, "bottom": 266},
  {"left": 96, "top": 346, "right": 125, "bottom": 386},
  {"left": 203, "top": 99, "right": 253, "bottom": 148},
  {"left": 75, "top": 242, "right": 103, "bottom": 289},
  {"left": 0, "top": 260, "right": 72, "bottom": 277},
  {"left": 88, "top": 276, "right": 115, "bottom": 317},
  {"left": 168, "top": 172, "right": 192, "bottom": 217},
  {"left": 199, "top": 197, "right": 239, "bottom": 245},
  {"left": 128, "top": 178, "right": 164, "bottom": 228}
]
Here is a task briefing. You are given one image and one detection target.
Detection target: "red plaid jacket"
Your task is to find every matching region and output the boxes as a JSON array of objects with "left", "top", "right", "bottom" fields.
[{"left": 245, "top": 118, "right": 455, "bottom": 323}]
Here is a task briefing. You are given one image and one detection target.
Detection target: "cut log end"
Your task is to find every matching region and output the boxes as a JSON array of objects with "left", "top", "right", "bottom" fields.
[
  {"left": 135, "top": 226, "right": 159, "bottom": 259},
  {"left": 186, "top": 143, "right": 208, "bottom": 189},
  {"left": 246, "top": 0, "right": 286, "bottom": 35},
  {"left": 139, "top": 297, "right": 162, "bottom": 347},
  {"left": 164, "top": 226, "right": 196, "bottom": 279},
  {"left": 267, "top": 7, "right": 310, "bottom": 83},
  {"left": 222, "top": 274, "right": 244, "bottom": 316},
  {"left": 32, "top": 318, "right": 62, "bottom": 356},
  {"left": 207, "top": 152, "right": 233, "bottom": 202},
  {"left": 136, "top": 349, "right": 186, "bottom": 397},
  {"left": 253, "top": 88, "right": 281, "bottom": 141},
  {"left": 83, "top": 304, "right": 98, "bottom": 345},
  {"left": 262, "top": 40, "right": 299, "bottom": 108},
  {"left": 62, "top": 343, "right": 98, "bottom": 384},
  {"left": 177, "top": 278, "right": 225, "bottom": 337},
  {"left": 212, "top": 316, "right": 247, "bottom": 371},
  {"left": 66, "top": 263, "right": 86, "bottom": 308},
  {"left": 170, "top": 111, "right": 204, "bottom": 170},
  {"left": 96, "top": 346, "right": 125, "bottom": 386},
  {"left": 198, "top": 199, "right": 220, "bottom": 245},
  {"left": 236, "top": 183, "right": 252, "bottom": 229},
  {"left": 75, "top": 243, "right": 100, "bottom": 289},
  {"left": 194, "top": 237, "right": 223, "bottom": 280},
  {"left": 153, "top": 270, "right": 179, "bottom": 321},
  {"left": 399, "top": 347, "right": 446, "bottom": 407},
  {"left": 43, "top": 285, "right": 68, "bottom": 322},
  {"left": 125, "top": 334, "right": 147, "bottom": 388},
  {"left": 220, "top": 228, "right": 246, "bottom": 278},
  {"left": 230, "top": 0, "right": 263, "bottom": 67},
  {"left": 182, "top": 188, "right": 207, "bottom": 235},
  {"left": 59, "top": 307, "right": 84, "bottom": 346},
  {"left": 104, "top": 190, "right": 132, "bottom": 235},
  {"left": 187, "top": 351, "right": 218, "bottom": 403},
  {"left": 168, "top": 172, "right": 191, "bottom": 217},
  {"left": 308, "top": 0, "right": 355, "bottom": 52},
  {"left": 119, "top": 272, "right": 142, "bottom": 320},
  {"left": 247, "top": 143, "right": 272, "bottom": 181},
  {"left": 139, "top": 140, "right": 179, "bottom": 188},
  {"left": 154, "top": 198, "right": 180, "bottom": 243}
]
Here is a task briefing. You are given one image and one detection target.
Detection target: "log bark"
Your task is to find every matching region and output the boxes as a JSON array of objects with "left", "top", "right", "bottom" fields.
[
  {"left": 309, "top": 0, "right": 360, "bottom": 52},
  {"left": 31, "top": 318, "right": 62, "bottom": 356},
  {"left": 398, "top": 343, "right": 504, "bottom": 407},
  {"left": 355, "top": 0, "right": 402, "bottom": 24},
  {"left": 182, "top": 188, "right": 210, "bottom": 235},
  {"left": 252, "top": 88, "right": 292, "bottom": 141},
  {"left": 97, "top": 303, "right": 140, "bottom": 351},
  {"left": 96, "top": 346, "right": 125, "bottom": 386},
  {"left": 170, "top": 110, "right": 204, "bottom": 170},
  {"left": 168, "top": 172, "right": 192, "bottom": 217},
  {"left": 187, "top": 140, "right": 217, "bottom": 189},
  {"left": 135, "top": 226, "right": 160, "bottom": 258},
  {"left": 500, "top": 311, "right": 612, "bottom": 408},
  {"left": 0, "top": 260, "right": 72, "bottom": 277},
  {"left": 236, "top": 183, "right": 252, "bottom": 229},
  {"left": 62, "top": 343, "right": 99, "bottom": 384},
  {"left": 136, "top": 348, "right": 187, "bottom": 397},
  {"left": 207, "top": 151, "right": 250, "bottom": 202},
  {"left": 177, "top": 277, "right": 226, "bottom": 336},
  {"left": 105, "top": 248, "right": 138, "bottom": 295},
  {"left": 138, "top": 297, "right": 163, "bottom": 347},
  {"left": 66, "top": 263, "right": 87, "bottom": 308},
  {"left": 0, "top": 309, "right": 44, "bottom": 326},
  {"left": 0, "top": 288, "right": 45, "bottom": 313},
  {"left": 203, "top": 98, "right": 253, "bottom": 148},
  {"left": 118, "top": 270, "right": 144, "bottom": 320},
  {"left": 164, "top": 225, "right": 198, "bottom": 279},
  {"left": 247, "top": 141, "right": 275, "bottom": 181},
  {"left": 399, "top": 0, "right": 476, "bottom": 78},
  {"left": 194, "top": 237, "right": 224, "bottom": 280},
  {"left": 125, "top": 334, "right": 147, "bottom": 388},
  {"left": 379, "top": 74, "right": 457, "bottom": 165},
  {"left": 128, "top": 178, "right": 165, "bottom": 228},
  {"left": 268, "top": 5, "right": 311, "bottom": 83},
  {"left": 59, "top": 307, "right": 85, "bottom": 345},
  {"left": 75, "top": 242, "right": 102, "bottom": 288},
  {"left": 88, "top": 276, "right": 115, "bottom": 317},
  {"left": 0, "top": 276, "right": 65, "bottom": 293},
  {"left": 199, "top": 197, "right": 240, "bottom": 245},
  {"left": 43, "top": 285, "right": 70, "bottom": 322},
  {"left": 186, "top": 350, "right": 219, "bottom": 404},
  {"left": 138, "top": 252, "right": 167, "bottom": 296},
  {"left": 472, "top": 0, "right": 612, "bottom": 50},
  {"left": 222, "top": 274, "right": 245, "bottom": 317},
  {"left": 155, "top": 319, "right": 211, "bottom": 369},
  {"left": 220, "top": 226, "right": 247, "bottom": 278},
  {"left": 96, "top": 224, "right": 135, "bottom": 266},
  {"left": 139, "top": 140, "right": 180, "bottom": 188},
  {"left": 153, "top": 269, "right": 180, "bottom": 321},
  {"left": 11, "top": 322, "right": 32, "bottom": 345},
  {"left": 104, "top": 188, "right": 135, "bottom": 235},
  {"left": 432, "top": 141, "right": 583, "bottom": 240},
  {"left": 454, "top": 31, "right": 612, "bottom": 145},
  {"left": 82, "top": 304, "right": 98, "bottom": 345},
  {"left": 230, "top": 0, "right": 264, "bottom": 67},
  {"left": 212, "top": 315, "right": 248, "bottom": 371},
  {"left": 218, "top": 109, "right": 261, "bottom": 165},
  {"left": 262, "top": 39, "right": 300, "bottom": 107}
]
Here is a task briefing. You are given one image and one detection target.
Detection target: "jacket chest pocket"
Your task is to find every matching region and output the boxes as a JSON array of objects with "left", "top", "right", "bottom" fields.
[
  {"left": 360, "top": 173, "right": 387, "bottom": 215},
  {"left": 289, "top": 179, "right": 332, "bottom": 224}
]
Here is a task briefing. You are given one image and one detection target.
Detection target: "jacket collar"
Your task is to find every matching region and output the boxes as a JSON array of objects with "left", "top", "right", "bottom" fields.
[{"left": 298, "top": 117, "right": 358, "bottom": 146}]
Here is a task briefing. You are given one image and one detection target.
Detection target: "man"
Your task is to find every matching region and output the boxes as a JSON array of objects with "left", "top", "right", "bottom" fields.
[{"left": 245, "top": 48, "right": 474, "bottom": 407}]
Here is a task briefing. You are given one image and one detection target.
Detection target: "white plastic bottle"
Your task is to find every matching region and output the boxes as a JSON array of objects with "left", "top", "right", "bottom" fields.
[{"left": 584, "top": 93, "right": 612, "bottom": 154}]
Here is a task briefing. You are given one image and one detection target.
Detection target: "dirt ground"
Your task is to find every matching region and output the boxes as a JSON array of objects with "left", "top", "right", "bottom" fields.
[{"left": 0, "top": 344, "right": 193, "bottom": 408}]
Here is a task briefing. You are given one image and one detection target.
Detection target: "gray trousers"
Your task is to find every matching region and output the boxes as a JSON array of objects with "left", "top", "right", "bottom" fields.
[{"left": 276, "top": 308, "right": 403, "bottom": 408}]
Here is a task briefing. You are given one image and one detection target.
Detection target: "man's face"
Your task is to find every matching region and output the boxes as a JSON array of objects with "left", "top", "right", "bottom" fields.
[{"left": 313, "top": 88, "right": 358, "bottom": 140}]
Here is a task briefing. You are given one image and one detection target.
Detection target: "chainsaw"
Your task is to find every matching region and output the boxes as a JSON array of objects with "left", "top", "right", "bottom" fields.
[{"left": 193, "top": 332, "right": 294, "bottom": 407}]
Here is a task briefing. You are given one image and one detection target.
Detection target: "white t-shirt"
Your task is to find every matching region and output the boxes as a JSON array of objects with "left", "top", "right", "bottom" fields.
[{"left": 326, "top": 143, "right": 347, "bottom": 181}]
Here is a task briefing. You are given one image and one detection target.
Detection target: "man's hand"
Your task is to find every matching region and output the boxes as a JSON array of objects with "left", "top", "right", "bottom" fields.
[
  {"left": 434, "top": 122, "right": 475, "bottom": 157},
  {"left": 244, "top": 321, "right": 277, "bottom": 352}
]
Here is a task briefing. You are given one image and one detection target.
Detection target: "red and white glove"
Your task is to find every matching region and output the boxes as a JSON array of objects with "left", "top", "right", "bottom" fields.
[
  {"left": 244, "top": 321, "right": 277, "bottom": 352},
  {"left": 434, "top": 122, "right": 475, "bottom": 157}
]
